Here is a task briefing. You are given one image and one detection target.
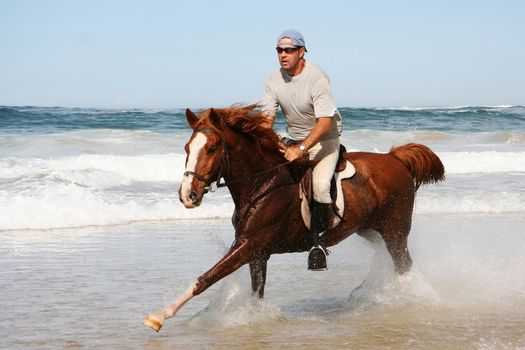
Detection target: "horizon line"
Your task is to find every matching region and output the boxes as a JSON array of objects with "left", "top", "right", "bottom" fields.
[{"left": 2, "top": 104, "right": 523, "bottom": 111}]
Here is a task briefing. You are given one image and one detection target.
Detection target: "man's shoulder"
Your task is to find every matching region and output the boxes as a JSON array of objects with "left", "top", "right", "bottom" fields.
[
  {"left": 305, "top": 62, "right": 331, "bottom": 82},
  {"left": 265, "top": 69, "right": 290, "bottom": 90}
]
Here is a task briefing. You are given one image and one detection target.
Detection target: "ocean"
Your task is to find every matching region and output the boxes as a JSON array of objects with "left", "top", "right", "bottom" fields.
[
  {"left": 1, "top": 105, "right": 523, "bottom": 231},
  {"left": 1, "top": 105, "right": 524, "bottom": 349}
]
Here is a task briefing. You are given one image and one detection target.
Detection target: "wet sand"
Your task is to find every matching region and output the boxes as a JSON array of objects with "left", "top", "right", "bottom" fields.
[{"left": 1, "top": 215, "right": 525, "bottom": 349}]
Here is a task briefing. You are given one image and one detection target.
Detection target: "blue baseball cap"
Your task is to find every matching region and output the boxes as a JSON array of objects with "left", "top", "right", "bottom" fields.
[{"left": 276, "top": 29, "right": 307, "bottom": 51}]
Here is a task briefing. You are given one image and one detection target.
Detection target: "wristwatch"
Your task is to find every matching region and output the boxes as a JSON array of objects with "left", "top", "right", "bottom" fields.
[{"left": 298, "top": 145, "right": 306, "bottom": 152}]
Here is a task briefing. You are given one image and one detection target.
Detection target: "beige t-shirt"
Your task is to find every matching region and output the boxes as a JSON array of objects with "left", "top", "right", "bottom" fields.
[{"left": 261, "top": 61, "right": 342, "bottom": 140}]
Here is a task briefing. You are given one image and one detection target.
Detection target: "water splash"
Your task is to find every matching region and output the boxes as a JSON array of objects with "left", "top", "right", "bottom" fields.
[
  {"left": 187, "top": 268, "right": 283, "bottom": 328},
  {"left": 347, "top": 239, "right": 441, "bottom": 311}
]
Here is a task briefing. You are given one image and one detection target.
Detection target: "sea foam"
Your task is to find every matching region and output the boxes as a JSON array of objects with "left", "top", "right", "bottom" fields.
[
  {"left": 0, "top": 149, "right": 523, "bottom": 230},
  {"left": 1, "top": 150, "right": 523, "bottom": 184}
]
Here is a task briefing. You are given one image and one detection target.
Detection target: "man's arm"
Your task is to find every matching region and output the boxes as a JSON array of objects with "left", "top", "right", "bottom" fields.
[
  {"left": 283, "top": 117, "right": 333, "bottom": 161},
  {"left": 260, "top": 78, "right": 278, "bottom": 129}
]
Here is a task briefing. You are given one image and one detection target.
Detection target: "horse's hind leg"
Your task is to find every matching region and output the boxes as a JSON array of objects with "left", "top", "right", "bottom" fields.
[
  {"left": 249, "top": 257, "right": 268, "bottom": 299},
  {"left": 385, "top": 231, "right": 412, "bottom": 274},
  {"left": 377, "top": 207, "right": 413, "bottom": 274}
]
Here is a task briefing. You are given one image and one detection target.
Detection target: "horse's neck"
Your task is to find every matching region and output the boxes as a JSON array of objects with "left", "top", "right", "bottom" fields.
[
  {"left": 227, "top": 139, "right": 280, "bottom": 177},
  {"left": 227, "top": 166, "right": 292, "bottom": 214},
  {"left": 224, "top": 140, "right": 287, "bottom": 204}
]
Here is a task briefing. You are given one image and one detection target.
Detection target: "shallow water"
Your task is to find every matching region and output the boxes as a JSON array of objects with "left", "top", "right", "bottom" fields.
[{"left": 2, "top": 215, "right": 525, "bottom": 349}]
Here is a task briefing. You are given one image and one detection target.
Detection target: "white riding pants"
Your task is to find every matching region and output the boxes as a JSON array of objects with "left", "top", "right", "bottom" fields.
[{"left": 307, "top": 138, "right": 340, "bottom": 204}]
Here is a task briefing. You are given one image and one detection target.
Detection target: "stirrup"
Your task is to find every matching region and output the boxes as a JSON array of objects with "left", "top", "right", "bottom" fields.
[{"left": 308, "top": 245, "right": 328, "bottom": 271}]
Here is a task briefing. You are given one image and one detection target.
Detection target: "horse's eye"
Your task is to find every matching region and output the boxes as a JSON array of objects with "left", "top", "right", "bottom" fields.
[{"left": 207, "top": 146, "right": 217, "bottom": 154}]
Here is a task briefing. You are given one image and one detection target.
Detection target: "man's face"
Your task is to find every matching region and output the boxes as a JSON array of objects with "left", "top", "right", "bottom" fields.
[{"left": 276, "top": 37, "right": 304, "bottom": 74}]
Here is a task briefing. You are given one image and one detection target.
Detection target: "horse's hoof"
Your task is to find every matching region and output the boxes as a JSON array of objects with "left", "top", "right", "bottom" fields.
[{"left": 143, "top": 315, "right": 163, "bottom": 332}]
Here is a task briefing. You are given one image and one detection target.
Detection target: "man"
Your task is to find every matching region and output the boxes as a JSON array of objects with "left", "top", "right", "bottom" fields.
[{"left": 261, "top": 29, "right": 342, "bottom": 270}]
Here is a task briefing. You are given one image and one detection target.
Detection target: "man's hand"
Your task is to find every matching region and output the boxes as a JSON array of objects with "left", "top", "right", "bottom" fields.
[
  {"left": 278, "top": 117, "right": 334, "bottom": 162},
  {"left": 281, "top": 145, "right": 306, "bottom": 161}
]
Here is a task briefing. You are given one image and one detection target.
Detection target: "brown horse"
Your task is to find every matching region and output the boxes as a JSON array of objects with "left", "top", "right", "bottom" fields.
[{"left": 143, "top": 105, "right": 445, "bottom": 332}]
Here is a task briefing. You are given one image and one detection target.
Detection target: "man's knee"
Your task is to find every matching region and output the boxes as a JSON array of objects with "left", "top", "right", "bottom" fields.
[{"left": 313, "top": 182, "right": 332, "bottom": 203}]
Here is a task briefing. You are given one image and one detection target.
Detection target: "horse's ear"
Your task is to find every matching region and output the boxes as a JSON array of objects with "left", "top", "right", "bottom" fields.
[
  {"left": 185, "top": 108, "right": 198, "bottom": 129},
  {"left": 209, "top": 108, "right": 221, "bottom": 128}
]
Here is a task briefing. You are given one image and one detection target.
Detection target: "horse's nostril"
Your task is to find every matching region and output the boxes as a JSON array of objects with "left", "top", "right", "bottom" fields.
[{"left": 189, "top": 192, "right": 198, "bottom": 202}]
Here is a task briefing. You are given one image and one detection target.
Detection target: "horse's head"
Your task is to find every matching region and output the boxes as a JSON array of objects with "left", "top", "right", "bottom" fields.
[
  {"left": 179, "top": 104, "right": 285, "bottom": 208},
  {"left": 179, "top": 108, "right": 226, "bottom": 208}
]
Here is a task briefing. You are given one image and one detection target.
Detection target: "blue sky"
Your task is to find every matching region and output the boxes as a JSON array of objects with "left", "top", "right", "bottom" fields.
[{"left": 1, "top": 0, "right": 524, "bottom": 108}]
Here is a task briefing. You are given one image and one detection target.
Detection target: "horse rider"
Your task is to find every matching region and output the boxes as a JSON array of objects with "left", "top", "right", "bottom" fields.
[{"left": 260, "top": 29, "right": 343, "bottom": 270}]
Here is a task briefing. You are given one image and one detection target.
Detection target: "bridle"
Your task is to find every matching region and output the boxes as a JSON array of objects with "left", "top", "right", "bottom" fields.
[
  {"left": 183, "top": 127, "right": 229, "bottom": 192},
  {"left": 183, "top": 127, "right": 293, "bottom": 192}
]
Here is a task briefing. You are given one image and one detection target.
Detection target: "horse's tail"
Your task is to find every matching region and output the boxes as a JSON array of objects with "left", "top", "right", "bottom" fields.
[{"left": 389, "top": 143, "right": 445, "bottom": 190}]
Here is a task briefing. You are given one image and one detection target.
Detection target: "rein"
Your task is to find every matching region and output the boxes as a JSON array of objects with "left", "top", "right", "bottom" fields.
[
  {"left": 217, "top": 159, "right": 293, "bottom": 188},
  {"left": 183, "top": 127, "right": 293, "bottom": 192}
]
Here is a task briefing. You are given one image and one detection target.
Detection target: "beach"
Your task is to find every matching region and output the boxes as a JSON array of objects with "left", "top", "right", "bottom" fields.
[
  {"left": 1, "top": 105, "right": 524, "bottom": 349},
  {"left": 2, "top": 215, "right": 525, "bottom": 349}
]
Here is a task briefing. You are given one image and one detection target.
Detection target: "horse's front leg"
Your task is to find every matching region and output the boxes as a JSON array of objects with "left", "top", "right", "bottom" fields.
[
  {"left": 143, "top": 238, "right": 255, "bottom": 332},
  {"left": 249, "top": 257, "right": 268, "bottom": 299}
]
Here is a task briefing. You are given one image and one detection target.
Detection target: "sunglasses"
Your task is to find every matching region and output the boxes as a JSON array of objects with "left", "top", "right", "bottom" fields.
[{"left": 275, "top": 47, "right": 300, "bottom": 54}]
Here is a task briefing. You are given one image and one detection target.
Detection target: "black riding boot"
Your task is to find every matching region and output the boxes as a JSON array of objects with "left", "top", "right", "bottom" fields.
[{"left": 308, "top": 201, "right": 332, "bottom": 271}]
